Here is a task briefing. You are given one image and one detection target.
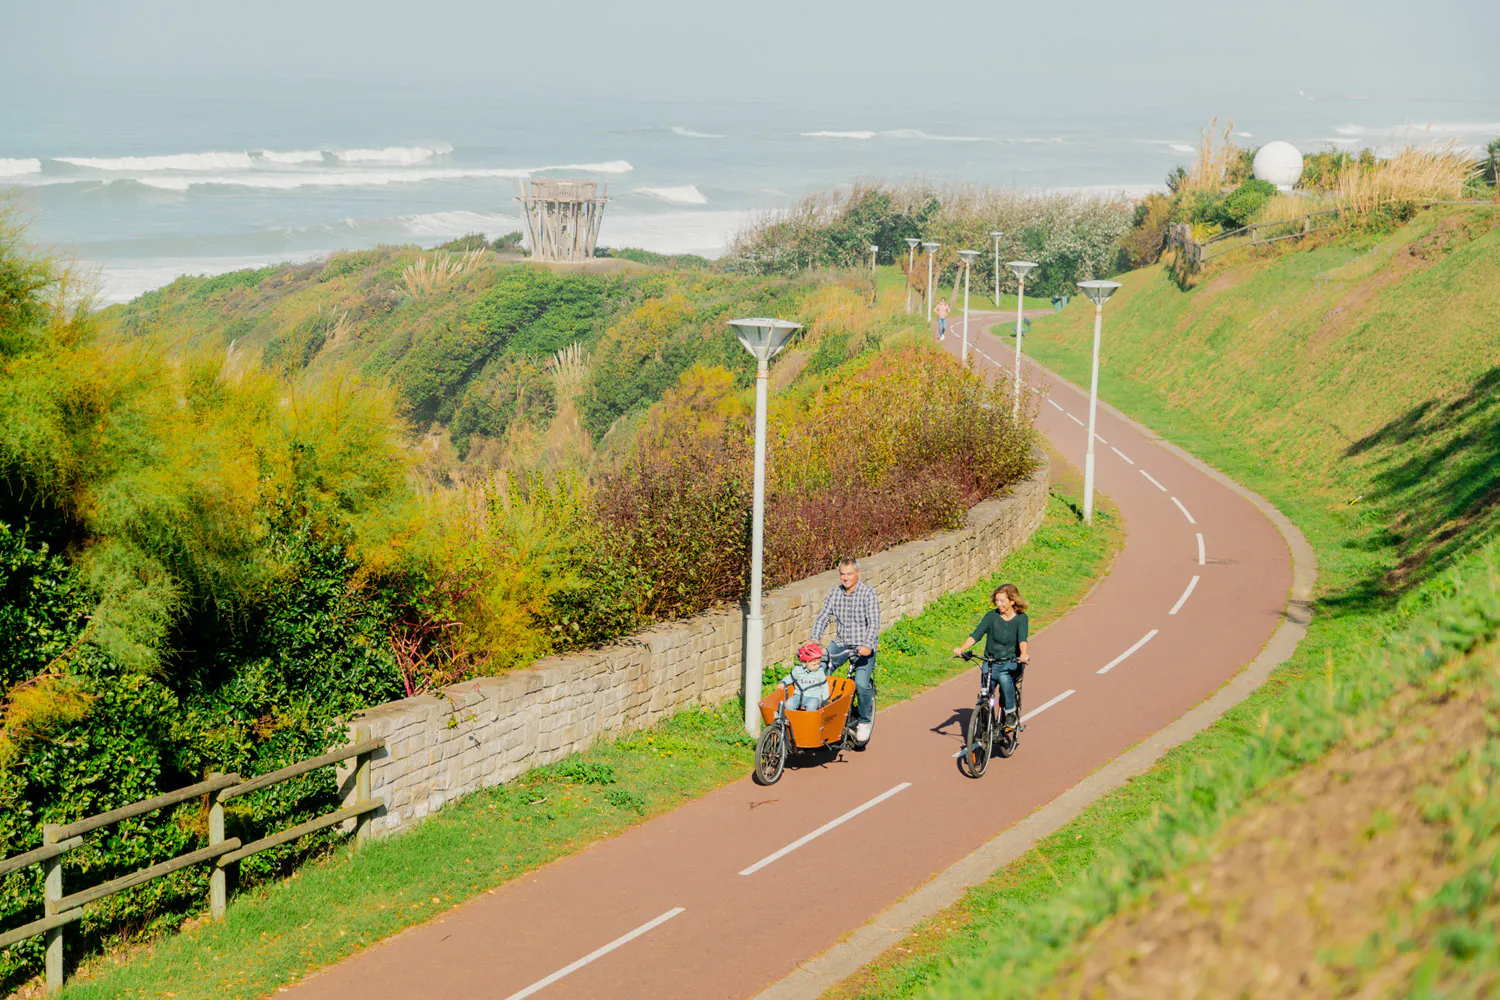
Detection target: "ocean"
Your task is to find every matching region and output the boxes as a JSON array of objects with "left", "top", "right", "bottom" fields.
[{"left": 1, "top": 81, "right": 1494, "bottom": 303}]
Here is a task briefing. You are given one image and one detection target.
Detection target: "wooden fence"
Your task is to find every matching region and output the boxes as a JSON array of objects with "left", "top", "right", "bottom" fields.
[{"left": 0, "top": 728, "right": 384, "bottom": 994}]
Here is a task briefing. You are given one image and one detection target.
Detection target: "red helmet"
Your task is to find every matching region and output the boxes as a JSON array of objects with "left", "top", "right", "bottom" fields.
[{"left": 797, "top": 642, "right": 824, "bottom": 663}]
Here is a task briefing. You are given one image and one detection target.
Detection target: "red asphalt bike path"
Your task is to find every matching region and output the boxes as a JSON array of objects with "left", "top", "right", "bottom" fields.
[{"left": 282, "top": 310, "right": 1293, "bottom": 1000}]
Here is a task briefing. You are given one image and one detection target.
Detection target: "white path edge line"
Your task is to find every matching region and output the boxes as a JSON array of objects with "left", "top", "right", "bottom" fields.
[
  {"left": 1097, "top": 630, "right": 1159, "bottom": 675},
  {"left": 1047, "top": 399, "right": 1065, "bottom": 411},
  {"left": 949, "top": 690, "right": 1077, "bottom": 757},
  {"left": 1022, "top": 689, "right": 1075, "bottom": 722},
  {"left": 1093, "top": 433, "right": 1108, "bottom": 445},
  {"left": 502, "top": 907, "right": 686, "bottom": 1000},
  {"left": 1171, "top": 496, "right": 1197, "bottom": 524},
  {"left": 739, "top": 783, "right": 912, "bottom": 876},
  {"left": 1196, "top": 532, "right": 1206, "bottom": 566},
  {"left": 1169, "top": 575, "right": 1201, "bottom": 616},
  {"left": 1110, "top": 445, "right": 1135, "bottom": 465},
  {"left": 1066, "top": 413, "right": 1085, "bottom": 427},
  {"left": 1140, "top": 469, "right": 1167, "bottom": 492}
]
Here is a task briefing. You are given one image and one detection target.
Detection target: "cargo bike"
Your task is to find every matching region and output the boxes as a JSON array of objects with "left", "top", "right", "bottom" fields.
[{"left": 752, "top": 646, "right": 874, "bottom": 785}]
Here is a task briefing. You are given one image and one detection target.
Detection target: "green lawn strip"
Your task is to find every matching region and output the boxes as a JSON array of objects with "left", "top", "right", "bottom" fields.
[
  {"left": 823, "top": 241, "right": 1500, "bottom": 999},
  {"left": 55, "top": 484, "right": 1118, "bottom": 1000}
]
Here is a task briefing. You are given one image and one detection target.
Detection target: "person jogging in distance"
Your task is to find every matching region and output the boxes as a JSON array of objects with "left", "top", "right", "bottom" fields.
[
  {"left": 952, "top": 583, "right": 1029, "bottom": 729},
  {"left": 935, "top": 297, "right": 951, "bottom": 341}
]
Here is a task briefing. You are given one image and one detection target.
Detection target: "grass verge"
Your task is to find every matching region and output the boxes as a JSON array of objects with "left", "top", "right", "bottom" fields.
[
  {"left": 823, "top": 210, "right": 1500, "bottom": 999},
  {"left": 45, "top": 482, "right": 1119, "bottom": 1000}
]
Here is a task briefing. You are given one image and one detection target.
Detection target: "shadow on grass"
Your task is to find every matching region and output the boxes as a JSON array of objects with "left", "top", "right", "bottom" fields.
[{"left": 1336, "top": 365, "right": 1500, "bottom": 606}]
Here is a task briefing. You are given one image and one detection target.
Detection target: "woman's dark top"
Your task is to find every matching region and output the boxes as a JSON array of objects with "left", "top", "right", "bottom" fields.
[{"left": 970, "top": 610, "right": 1029, "bottom": 661}]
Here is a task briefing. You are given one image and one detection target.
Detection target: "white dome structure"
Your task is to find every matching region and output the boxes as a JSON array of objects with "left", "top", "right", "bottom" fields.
[{"left": 1253, "top": 141, "right": 1304, "bottom": 191}]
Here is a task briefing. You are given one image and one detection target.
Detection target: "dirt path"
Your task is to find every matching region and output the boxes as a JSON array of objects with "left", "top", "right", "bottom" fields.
[{"left": 279, "top": 313, "right": 1294, "bottom": 1000}]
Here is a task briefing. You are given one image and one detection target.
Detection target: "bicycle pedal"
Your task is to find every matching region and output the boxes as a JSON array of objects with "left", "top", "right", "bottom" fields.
[{"left": 1020, "top": 724, "right": 1028, "bottom": 733}]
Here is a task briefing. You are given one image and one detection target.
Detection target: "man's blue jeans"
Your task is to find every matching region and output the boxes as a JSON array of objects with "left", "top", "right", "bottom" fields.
[
  {"left": 830, "top": 641, "right": 876, "bottom": 725},
  {"left": 985, "top": 659, "right": 1023, "bottom": 716}
]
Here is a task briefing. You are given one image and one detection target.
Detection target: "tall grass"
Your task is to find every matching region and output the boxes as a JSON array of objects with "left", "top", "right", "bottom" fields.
[
  {"left": 398, "top": 249, "right": 487, "bottom": 297},
  {"left": 1334, "top": 141, "right": 1478, "bottom": 217}
]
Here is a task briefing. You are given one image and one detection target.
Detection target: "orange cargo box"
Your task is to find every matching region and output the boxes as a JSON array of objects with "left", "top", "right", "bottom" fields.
[{"left": 759, "top": 677, "right": 856, "bottom": 748}]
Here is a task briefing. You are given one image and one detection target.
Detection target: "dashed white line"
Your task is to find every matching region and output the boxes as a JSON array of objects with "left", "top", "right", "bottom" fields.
[
  {"left": 1066, "top": 412, "right": 1085, "bottom": 427},
  {"left": 1093, "top": 433, "right": 1109, "bottom": 445},
  {"left": 1140, "top": 470, "right": 1167, "bottom": 492},
  {"left": 739, "top": 783, "right": 912, "bottom": 875},
  {"left": 1196, "top": 532, "right": 1206, "bottom": 565},
  {"left": 1097, "top": 630, "right": 1159, "bottom": 675},
  {"left": 1171, "top": 496, "right": 1197, "bottom": 524},
  {"left": 1022, "top": 689, "right": 1075, "bottom": 722},
  {"left": 1169, "top": 575, "right": 1201, "bottom": 615},
  {"left": 502, "top": 907, "right": 686, "bottom": 1000},
  {"left": 1047, "top": 399, "right": 1065, "bottom": 412},
  {"left": 1111, "top": 446, "right": 1135, "bottom": 465}
]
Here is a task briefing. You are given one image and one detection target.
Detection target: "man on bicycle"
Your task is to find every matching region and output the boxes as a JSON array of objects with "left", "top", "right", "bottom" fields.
[
  {"left": 807, "top": 558, "right": 880, "bottom": 744},
  {"left": 952, "top": 583, "right": 1030, "bottom": 729}
]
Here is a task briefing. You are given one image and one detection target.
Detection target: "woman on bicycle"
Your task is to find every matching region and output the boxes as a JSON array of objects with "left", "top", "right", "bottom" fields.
[{"left": 952, "top": 584, "right": 1030, "bottom": 729}]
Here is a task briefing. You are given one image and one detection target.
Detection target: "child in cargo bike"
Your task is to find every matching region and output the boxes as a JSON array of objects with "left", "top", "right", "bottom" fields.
[{"left": 781, "top": 642, "right": 831, "bottom": 711}]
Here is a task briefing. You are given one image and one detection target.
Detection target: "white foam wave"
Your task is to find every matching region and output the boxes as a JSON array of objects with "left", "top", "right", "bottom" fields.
[
  {"left": 802, "top": 130, "right": 876, "bottom": 140},
  {"left": 1168, "top": 143, "right": 1195, "bottom": 153},
  {"left": 600, "top": 209, "right": 752, "bottom": 257},
  {"left": 334, "top": 143, "right": 454, "bottom": 165},
  {"left": 881, "top": 129, "right": 988, "bottom": 142},
  {"left": 398, "top": 210, "right": 523, "bottom": 238},
  {"left": 634, "top": 185, "right": 708, "bottom": 206},
  {"left": 126, "top": 159, "right": 634, "bottom": 191},
  {"left": 1335, "top": 121, "right": 1500, "bottom": 139},
  {"left": 1235, "top": 131, "right": 1254, "bottom": 138},
  {"left": 56, "top": 151, "right": 255, "bottom": 171},
  {"left": 257, "top": 149, "right": 325, "bottom": 164},
  {"left": 671, "top": 126, "right": 726, "bottom": 139},
  {"left": 0, "top": 158, "right": 42, "bottom": 177}
]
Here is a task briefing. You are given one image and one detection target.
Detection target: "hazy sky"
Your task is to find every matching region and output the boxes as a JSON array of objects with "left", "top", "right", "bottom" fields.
[{"left": 5, "top": 0, "right": 1497, "bottom": 111}]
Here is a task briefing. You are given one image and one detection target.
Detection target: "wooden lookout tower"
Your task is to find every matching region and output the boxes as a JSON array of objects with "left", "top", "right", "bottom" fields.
[{"left": 514, "top": 178, "right": 609, "bottom": 262}]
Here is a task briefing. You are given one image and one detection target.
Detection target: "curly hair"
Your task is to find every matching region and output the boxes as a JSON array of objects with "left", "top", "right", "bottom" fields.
[{"left": 990, "top": 583, "right": 1028, "bottom": 613}]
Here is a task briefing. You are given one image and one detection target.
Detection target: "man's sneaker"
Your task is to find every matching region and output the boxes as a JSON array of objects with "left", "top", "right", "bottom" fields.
[
  {"left": 1003, "top": 709, "right": 1018, "bottom": 730},
  {"left": 856, "top": 722, "right": 872, "bottom": 743}
]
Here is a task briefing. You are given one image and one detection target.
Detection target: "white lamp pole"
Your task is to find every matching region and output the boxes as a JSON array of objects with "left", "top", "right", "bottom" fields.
[
  {"left": 1076, "top": 280, "right": 1121, "bottom": 525},
  {"left": 922, "top": 241, "right": 941, "bottom": 322},
  {"left": 904, "top": 238, "right": 920, "bottom": 315},
  {"left": 989, "top": 231, "right": 1003, "bottom": 306},
  {"left": 1006, "top": 261, "right": 1037, "bottom": 417},
  {"left": 728, "top": 317, "right": 801, "bottom": 733},
  {"left": 869, "top": 244, "right": 878, "bottom": 272},
  {"left": 957, "top": 249, "right": 979, "bottom": 364}
]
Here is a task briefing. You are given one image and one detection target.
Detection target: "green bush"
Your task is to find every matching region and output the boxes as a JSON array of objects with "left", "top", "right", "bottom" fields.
[{"left": 1219, "top": 178, "right": 1277, "bottom": 228}]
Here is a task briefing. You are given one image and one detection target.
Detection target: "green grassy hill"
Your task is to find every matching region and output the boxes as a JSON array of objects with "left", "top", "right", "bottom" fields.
[{"left": 830, "top": 204, "right": 1500, "bottom": 999}]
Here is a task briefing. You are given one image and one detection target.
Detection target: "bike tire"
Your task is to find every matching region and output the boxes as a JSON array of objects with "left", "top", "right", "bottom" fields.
[
  {"left": 962, "top": 702, "right": 992, "bottom": 778},
  {"left": 753, "top": 724, "right": 787, "bottom": 785}
]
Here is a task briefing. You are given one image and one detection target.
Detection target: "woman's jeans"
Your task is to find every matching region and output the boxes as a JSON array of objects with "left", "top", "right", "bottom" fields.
[
  {"left": 829, "top": 641, "right": 877, "bottom": 725},
  {"left": 985, "top": 660, "right": 1023, "bottom": 716}
]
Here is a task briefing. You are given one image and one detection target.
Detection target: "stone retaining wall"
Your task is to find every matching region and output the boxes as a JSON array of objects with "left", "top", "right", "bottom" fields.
[{"left": 342, "top": 454, "right": 1050, "bottom": 836}]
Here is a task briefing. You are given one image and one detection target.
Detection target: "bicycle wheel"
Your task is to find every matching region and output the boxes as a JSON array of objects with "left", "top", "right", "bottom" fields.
[
  {"left": 962, "top": 702, "right": 992, "bottom": 778},
  {"left": 753, "top": 723, "right": 787, "bottom": 785},
  {"left": 996, "top": 699, "right": 1019, "bottom": 758}
]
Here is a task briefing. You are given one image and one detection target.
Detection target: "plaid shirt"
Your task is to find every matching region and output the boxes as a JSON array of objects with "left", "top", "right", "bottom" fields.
[{"left": 810, "top": 581, "right": 881, "bottom": 651}]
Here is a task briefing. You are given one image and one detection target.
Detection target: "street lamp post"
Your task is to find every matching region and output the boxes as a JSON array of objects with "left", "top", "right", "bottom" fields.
[
  {"left": 904, "top": 238, "right": 920, "bottom": 315},
  {"left": 922, "top": 242, "right": 941, "bottom": 322},
  {"left": 957, "top": 249, "right": 979, "bottom": 364},
  {"left": 727, "top": 317, "right": 802, "bottom": 733},
  {"left": 1006, "top": 261, "right": 1038, "bottom": 417},
  {"left": 989, "top": 231, "right": 1004, "bottom": 306},
  {"left": 1075, "top": 281, "right": 1122, "bottom": 525},
  {"left": 868, "top": 244, "right": 878, "bottom": 272}
]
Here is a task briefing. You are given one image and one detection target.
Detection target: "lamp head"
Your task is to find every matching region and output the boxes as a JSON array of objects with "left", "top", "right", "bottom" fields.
[
  {"left": 869, "top": 244, "right": 879, "bottom": 253},
  {"left": 921, "top": 241, "right": 941, "bottom": 251},
  {"left": 1007, "top": 260, "right": 1038, "bottom": 280},
  {"left": 1077, "top": 280, "right": 1122, "bottom": 306},
  {"left": 728, "top": 317, "right": 801, "bottom": 366},
  {"left": 989, "top": 231, "right": 1004, "bottom": 239},
  {"left": 957, "top": 249, "right": 980, "bottom": 265},
  {"left": 904, "top": 238, "right": 921, "bottom": 249}
]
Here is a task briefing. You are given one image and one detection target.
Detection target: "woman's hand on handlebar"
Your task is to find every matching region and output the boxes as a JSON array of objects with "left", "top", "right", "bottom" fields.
[{"left": 951, "top": 646, "right": 970, "bottom": 658}]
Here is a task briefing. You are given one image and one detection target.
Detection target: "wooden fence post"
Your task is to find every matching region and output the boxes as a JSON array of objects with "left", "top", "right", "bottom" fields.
[
  {"left": 208, "top": 774, "right": 228, "bottom": 920},
  {"left": 42, "top": 824, "right": 63, "bottom": 994},
  {"left": 353, "top": 725, "right": 373, "bottom": 846}
]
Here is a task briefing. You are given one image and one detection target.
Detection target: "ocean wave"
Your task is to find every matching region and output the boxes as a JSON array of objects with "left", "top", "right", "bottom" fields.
[
  {"left": 881, "top": 129, "right": 988, "bottom": 142},
  {"left": 0, "top": 158, "right": 42, "bottom": 177},
  {"left": 801, "top": 130, "right": 876, "bottom": 140},
  {"left": 1168, "top": 143, "right": 1195, "bottom": 153},
  {"left": 1335, "top": 122, "right": 1500, "bottom": 139},
  {"left": 398, "top": 210, "right": 523, "bottom": 238},
  {"left": 56, "top": 151, "right": 256, "bottom": 171},
  {"left": 671, "top": 126, "right": 726, "bottom": 139},
  {"left": 124, "top": 159, "right": 634, "bottom": 192},
  {"left": 333, "top": 143, "right": 454, "bottom": 165},
  {"left": 257, "top": 149, "right": 326, "bottom": 164},
  {"left": 634, "top": 185, "right": 708, "bottom": 206}
]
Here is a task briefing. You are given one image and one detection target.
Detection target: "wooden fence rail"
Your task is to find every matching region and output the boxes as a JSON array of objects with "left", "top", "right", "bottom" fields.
[{"left": 0, "top": 727, "right": 383, "bottom": 993}]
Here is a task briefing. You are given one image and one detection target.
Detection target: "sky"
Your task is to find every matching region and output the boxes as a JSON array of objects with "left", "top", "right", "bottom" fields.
[{"left": 4, "top": 0, "right": 1497, "bottom": 113}]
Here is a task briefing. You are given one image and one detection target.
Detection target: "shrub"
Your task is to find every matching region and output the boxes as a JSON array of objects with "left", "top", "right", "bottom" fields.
[
  {"left": 1219, "top": 178, "right": 1277, "bottom": 228},
  {"left": 436, "top": 233, "right": 491, "bottom": 253}
]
